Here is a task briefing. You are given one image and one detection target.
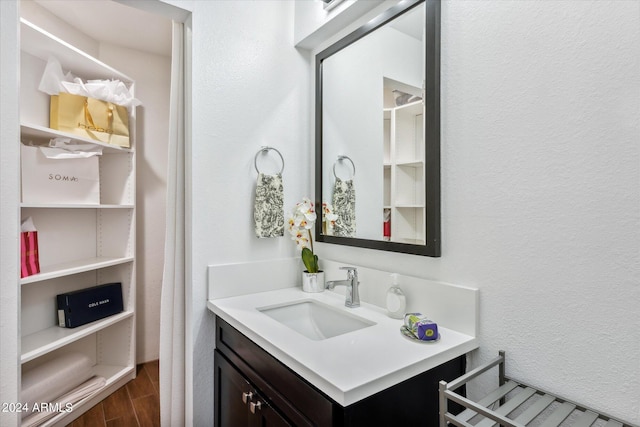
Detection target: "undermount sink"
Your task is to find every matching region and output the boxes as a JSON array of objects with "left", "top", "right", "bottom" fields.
[{"left": 258, "top": 300, "right": 376, "bottom": 341}]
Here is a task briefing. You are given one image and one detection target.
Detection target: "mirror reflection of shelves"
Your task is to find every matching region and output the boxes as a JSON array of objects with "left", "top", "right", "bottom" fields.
[
  {"left": 383, "top": 78, "right": 425, "bottom": 244},
  {"left": 18, "top": 18, "right": 136, "bottom": 425}
]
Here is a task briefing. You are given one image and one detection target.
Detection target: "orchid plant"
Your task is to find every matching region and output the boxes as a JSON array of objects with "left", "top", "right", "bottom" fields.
[
  {"left": 287, "top": 198, "right": 319, "bottom": 273},
  {"left": 322, "top": 203, "right": 338, "bottom": 235}
]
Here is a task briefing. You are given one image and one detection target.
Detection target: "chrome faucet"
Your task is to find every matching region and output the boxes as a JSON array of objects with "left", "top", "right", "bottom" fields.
[{"left": 326, "top": 266, "right": 360, "bottom": 308}]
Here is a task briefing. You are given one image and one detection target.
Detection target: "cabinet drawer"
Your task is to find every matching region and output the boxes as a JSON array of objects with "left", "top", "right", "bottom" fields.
[{"left": 216, "top": 317, "right": 337, "bottom": 427}]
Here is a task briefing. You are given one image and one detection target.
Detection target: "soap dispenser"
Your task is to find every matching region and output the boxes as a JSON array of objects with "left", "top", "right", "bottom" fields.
[{"left": 386, "top": 273, "right": 406, "bottom": 319}]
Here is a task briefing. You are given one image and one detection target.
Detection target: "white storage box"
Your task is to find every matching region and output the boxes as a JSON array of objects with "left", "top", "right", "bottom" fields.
[{"left": 21, "top": 144, "right": 100, "bottom": 205}]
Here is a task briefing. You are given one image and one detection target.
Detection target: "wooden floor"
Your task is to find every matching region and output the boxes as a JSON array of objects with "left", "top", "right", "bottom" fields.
[{"left": 67, "top": 360, "right": 160, "bottom": 427}]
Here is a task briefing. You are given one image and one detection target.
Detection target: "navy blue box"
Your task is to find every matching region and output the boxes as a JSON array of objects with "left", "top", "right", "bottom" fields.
[{"left": 57, "top": 282, "right": 124, "bottom": 328}]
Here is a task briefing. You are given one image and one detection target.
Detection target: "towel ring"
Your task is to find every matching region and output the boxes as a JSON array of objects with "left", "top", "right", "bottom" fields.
[
  {"left": 254, "top": 146, "right": 284, "bottom": 175},
  {"left": 333, "top": 155, "right": 355, "bottom": 179}
]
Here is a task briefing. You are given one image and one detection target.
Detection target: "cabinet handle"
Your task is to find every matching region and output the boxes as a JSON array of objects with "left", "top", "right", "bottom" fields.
[
  {"left": 249, "top": 401, "right": 262, "bottom": 414},
  {"left": 242, "top": 391, "right": 253, "bottom": 404}
]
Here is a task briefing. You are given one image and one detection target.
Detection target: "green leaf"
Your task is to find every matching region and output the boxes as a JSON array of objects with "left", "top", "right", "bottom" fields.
[{"left": 301, "top": 247, "right": 318, "bottom": 273}]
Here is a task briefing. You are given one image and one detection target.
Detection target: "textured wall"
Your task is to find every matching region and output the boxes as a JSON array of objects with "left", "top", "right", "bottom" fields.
[
  {"left": 187, "top": 2, "right": 310, "bottom": 425},
  {"left": 314, "top": 0, "right": 640, "bottom": 422}
]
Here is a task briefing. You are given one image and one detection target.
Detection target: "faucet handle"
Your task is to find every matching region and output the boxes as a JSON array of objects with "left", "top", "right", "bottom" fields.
[{"left": 339, "top": 266, "right": 358, "bottom": 278}]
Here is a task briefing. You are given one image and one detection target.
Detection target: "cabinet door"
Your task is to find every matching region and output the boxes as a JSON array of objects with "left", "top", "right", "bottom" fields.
[
  {"left": 248, "top": 396, "right": 290, "bottom": 427},
  {"left": 215, "top": 351, "right": 290, "bottom": 427},
  {"left": 215, "top": 351, "right": 252, "bottom": 427}
]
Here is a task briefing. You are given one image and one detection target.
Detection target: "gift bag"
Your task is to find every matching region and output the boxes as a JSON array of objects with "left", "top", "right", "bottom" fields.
[
  {"left": 21, "top": 217, "right": 40, "bottom": 278},
  {"left": 50, "top": 92, "right": 130, "bottom": 148}
]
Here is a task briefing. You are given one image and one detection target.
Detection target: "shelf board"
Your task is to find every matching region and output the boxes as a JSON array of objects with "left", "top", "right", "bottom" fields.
[
  {"left": 21, "top": 256, "right": 134, "bottom": 285},
  {"left": 20, "top": 19, "right": 133, "bottom": 83},
  {"left": 394, "top": 100, "right": 423, "bottom": 115},
  {"left": 396, "top": 160, "right": 424, "bottom": 168},
  {"left": 21, "top": 123, "right": 133, "bottom": 153},
  {"left": 21, "top": 203, "right": 134, "bottom": 209},
  {"left": 392, "top": 238, "right": 426, "bottom": 245},
  {"left": 21, "top": 311, "right": 134, "bottom": 363},
  {"left": 395, "top": 204, "right": 425, "bottom": 209}
]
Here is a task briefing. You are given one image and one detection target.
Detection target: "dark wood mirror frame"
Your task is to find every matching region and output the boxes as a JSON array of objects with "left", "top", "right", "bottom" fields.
[{"left": 315, "top": 0, "right": 441, "bottom": 257}]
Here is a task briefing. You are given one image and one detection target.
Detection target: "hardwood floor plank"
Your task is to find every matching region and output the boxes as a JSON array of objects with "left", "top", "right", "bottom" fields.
[
  {"left": 71, "top": 402, "right": 106, "bottom": 427},
  {"left": 102, "top": 385, "right": 135, "bottom": 421},
  {"left": 126, "top": 367, "right": 155, "bottom": 400},
  {"left": 143, "top": 360, "right": 159, "bottom": 383},
  {"left": 105, "top": 414, "right": 140, "bottom": 427},
  {"left": 132, "top": 394, "right": 160, "bottom": 427}
]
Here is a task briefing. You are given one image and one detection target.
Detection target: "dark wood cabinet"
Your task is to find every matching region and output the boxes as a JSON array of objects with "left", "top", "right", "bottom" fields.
[
  {"left": 214, "top": 316, "right": 465, "bottom": 427},
  {"left": 215, "top": 352, "right": 290, "bottom": 427}
]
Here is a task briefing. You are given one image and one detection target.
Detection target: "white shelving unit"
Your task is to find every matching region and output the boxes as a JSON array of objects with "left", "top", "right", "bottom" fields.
[
  {"left": 383, "top": 85, "right": 425, "bottom": 245},
  {"left": 19, "top": 18, "right": 136, "bottom": 427}
]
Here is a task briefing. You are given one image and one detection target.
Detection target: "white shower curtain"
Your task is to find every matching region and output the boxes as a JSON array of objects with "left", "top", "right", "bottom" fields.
[{"left": 160, "top": 20, "right": 187, "bottom": 427}]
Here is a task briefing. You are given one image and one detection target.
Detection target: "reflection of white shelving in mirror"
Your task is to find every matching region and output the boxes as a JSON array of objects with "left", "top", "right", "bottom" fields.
[
  {"left": 382, "top": 77, "right": 425, "bottom": 243},
  {"left": 383, "top": 166, "right": 391, "bottom": 208},
  {"left": 394, "top": 207, "right": 425, "bottom": 245},
  {"left": 383, "top": 109, "right": 392, "bottom": 164}
]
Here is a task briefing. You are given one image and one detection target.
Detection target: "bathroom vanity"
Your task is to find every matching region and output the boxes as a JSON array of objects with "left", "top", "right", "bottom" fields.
[
  {"left": 208, "top": 287, "right": 478, "bottom": 427},
  {"left": 215, "top": 316, "right": 464, "bottom": 426}
]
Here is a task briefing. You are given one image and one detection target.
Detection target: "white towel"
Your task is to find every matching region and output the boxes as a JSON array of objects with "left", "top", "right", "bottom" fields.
[
  {"left": 332, "top": 177, "right": 355, "bottom": 237},
  {"left": 21, "top": 352, "right": 93, "bottom": 418},
  {"left": 254, "top": 173, "right": 284, "bottom": 238},
  {"left": 21, "top": 376, "right": 106, "bottom": 427}
]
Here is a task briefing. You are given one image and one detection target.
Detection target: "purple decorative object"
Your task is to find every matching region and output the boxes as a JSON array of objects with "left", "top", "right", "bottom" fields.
[{"left": 416, "top": 319, "right": 438, "bottom": 341}]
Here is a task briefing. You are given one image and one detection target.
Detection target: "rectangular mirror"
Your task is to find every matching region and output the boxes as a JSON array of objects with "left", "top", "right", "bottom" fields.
[{"left": 315, "top": 0, "right": 441, "bottom": 256}]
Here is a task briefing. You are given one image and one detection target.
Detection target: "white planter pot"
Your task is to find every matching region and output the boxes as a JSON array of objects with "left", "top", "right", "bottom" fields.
[{"left": 302, "top": 270, "right": 325, "bottom": 293}]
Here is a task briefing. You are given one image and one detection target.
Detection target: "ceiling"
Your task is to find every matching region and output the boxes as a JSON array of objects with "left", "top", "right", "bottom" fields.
[{"left": 34, "top": 0, "right": 172, "bottom": 56}]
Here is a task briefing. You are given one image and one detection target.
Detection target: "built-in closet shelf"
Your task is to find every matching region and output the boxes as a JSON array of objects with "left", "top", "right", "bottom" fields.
[
  {"left": 36, "top": 365, "right": 135, "bottom": 427},
  {"left": 396, "top": 160, "right": 424, "bottom": 168},
  {"left": 20, "top": 256, "right": 134, "bottom": 285},
  {"left": 20, "top": 18, "right": 133, "bottom": 83},
  {"left": 396, "top": 238, "right": 425, "bottom": 245},
  {"left": 382, "top": 83, "right": 425, "bottom": 243},
  {"left": 21, "top": 123, "right": 133, "bottom": 154},
  {"left": 21, "top": 311, "right": 134, "bottom": 363},
  {"left": 18, "top": 17, "right": 137, "bottom": 425},
  {"left": 395, "top": 99, "right": 423, "bottom": 113},
  {"left": 21, "top": 203, "right": 134, "bottom": 209}
]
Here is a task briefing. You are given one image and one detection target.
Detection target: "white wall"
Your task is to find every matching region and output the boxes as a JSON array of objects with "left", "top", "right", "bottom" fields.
[
  {"left": 312, "top": 0, "right": 640, "bottom": 423},
  {"left": 0, "top": 2, "right": 20, "bottom": 426},
  {"left": 184, "top": 1, "right": 311, "bottom": 424}
]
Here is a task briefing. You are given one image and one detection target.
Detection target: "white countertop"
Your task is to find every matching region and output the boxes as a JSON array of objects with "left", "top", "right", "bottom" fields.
[{"left": 207, "top": 287, "right": 479, "bottom": 406}]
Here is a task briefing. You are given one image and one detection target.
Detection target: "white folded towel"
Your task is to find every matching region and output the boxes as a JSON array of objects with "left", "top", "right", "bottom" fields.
[
  {"left": 21, "top": 352, "right": 93, "bottom": 419},
  {"left": 21, "top": 376, "right": 106, "bottom": 427}
]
